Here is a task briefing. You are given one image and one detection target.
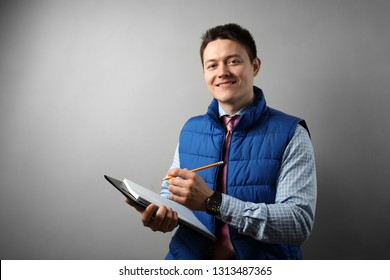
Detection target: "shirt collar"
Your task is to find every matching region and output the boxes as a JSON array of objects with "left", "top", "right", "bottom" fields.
[{"left": 217, "top": 97, "right": 254, "bottom": 118}]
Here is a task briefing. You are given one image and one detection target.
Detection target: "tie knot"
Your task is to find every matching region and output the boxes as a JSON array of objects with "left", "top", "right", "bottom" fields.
[{"left": 222, "top": 115, "right": 239, "bottom": 132}]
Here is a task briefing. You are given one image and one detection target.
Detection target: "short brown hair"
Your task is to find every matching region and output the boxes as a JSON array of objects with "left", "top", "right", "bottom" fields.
[{"left": 200, "top": 23, "right": 258, "bottom": 65}]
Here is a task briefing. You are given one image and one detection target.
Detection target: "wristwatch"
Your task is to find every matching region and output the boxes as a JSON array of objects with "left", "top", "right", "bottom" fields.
[{"left": 205, "top": 191, "right": 222, "bottom": 216}]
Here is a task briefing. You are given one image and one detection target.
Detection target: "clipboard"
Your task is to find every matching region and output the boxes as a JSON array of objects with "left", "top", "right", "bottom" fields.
[{"left": 104, "top": 175, "right": 216, "bottom": 241}]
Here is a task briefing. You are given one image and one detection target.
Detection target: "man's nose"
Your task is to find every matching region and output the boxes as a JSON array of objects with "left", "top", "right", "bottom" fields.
[{"left": 218, "top": 64, "right": 230, "bottom": 78}]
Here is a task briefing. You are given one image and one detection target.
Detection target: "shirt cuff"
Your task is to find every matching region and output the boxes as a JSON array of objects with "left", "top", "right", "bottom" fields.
[
  {"left": 219, "top": 193, "right": 268, "bottom": 239},
  {"left": 219, "top": 193, "right": 244, "bottom": 225}
]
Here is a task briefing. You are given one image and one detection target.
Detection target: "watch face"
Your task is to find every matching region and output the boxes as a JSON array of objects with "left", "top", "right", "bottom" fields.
[
  {"left": 209, "top": 203, "right": 218, "bottom": 212},
  {"left": 206, "top": 192, "right": 222, "bottom": 216}
]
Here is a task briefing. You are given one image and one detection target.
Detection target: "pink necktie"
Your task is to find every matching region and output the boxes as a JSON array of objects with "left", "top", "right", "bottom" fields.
[{"left": 212, "top": 115, "right": 240, "bottom": 259}]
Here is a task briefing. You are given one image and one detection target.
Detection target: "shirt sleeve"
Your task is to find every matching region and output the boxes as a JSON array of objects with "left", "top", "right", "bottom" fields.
[
  {"left": 160, "top": 143, "right": 180, "bottom": 199},
  {"left": 218, "top": 125, "right": 317, "bottom": 244}
]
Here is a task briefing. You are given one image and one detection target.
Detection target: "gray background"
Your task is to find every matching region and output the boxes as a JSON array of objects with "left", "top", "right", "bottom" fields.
[{"left": 1, "top": 0, "right": 389, "bottom": 260}]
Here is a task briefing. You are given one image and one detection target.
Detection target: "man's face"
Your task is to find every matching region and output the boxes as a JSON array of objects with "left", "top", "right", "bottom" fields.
[{"left": 202, "top": 39, "right": 260, "bottom": 114}]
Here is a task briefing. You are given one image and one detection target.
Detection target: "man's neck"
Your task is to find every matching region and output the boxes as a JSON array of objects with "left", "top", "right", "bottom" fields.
[{"left": 218, "top": 95, "right": 255, "bottom": 116}]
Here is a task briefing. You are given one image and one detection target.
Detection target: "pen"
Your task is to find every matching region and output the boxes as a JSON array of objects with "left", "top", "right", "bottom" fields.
[{"left": 161, "top": 161, "right": 224, "bottom": 181}]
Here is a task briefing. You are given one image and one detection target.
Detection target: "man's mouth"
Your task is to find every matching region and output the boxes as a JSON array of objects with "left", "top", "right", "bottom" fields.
[{"left": 216, "top": 80, "right": 236, "bottom": 87}]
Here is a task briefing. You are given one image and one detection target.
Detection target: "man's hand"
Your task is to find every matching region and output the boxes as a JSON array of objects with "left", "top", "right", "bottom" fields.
[
  {"left": 125, "top": 198, "right": 178, "bottom": 233},
  {"left": 167, "top": 168, "right": 214, "bottom": 211}
]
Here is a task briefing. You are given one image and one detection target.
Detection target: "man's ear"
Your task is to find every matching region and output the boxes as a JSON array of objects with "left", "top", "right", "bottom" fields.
[{"left": 253, "top": 58, "right": 261, "bottom": 76}]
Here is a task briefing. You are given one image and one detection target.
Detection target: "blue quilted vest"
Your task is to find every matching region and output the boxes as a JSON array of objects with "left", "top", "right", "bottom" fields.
[{"left": 165, "top": 87, "right": 303, "bottom": 259}]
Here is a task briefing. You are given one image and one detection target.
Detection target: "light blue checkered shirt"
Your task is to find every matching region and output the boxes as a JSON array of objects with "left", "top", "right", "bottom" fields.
[{"left": 161, "top": 105, "right": 317, "bottom": 244}]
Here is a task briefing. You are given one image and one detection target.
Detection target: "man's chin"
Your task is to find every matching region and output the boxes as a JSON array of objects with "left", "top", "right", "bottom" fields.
[
  {"left": 213, "top": 96, "right": 236, "bottom": 105},
  {"left": 211, "top": 88, "right": 237, "bottom": 99}
]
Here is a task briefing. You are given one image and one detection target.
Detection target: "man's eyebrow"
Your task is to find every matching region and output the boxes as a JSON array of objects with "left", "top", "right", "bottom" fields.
[{"left": 204, "top": 54, "right": 243, "bottom": 64}]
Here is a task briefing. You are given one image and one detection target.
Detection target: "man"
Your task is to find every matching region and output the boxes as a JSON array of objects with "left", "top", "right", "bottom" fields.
[{"left": 126, "top": 23, "right": 317, "bottom": 259}]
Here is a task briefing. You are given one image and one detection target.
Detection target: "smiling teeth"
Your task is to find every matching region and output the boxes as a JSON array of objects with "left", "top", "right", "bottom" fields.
[{"left": 218, "top": 82, "right": 234, "bottom": 86}]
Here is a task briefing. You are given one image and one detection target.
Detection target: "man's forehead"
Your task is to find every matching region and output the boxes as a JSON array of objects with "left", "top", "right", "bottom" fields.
[{"left": 203, "top": 39, "right": 247, "bottom": 60}]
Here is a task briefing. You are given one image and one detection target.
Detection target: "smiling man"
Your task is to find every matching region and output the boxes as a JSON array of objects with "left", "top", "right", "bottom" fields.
[
  {"left": 126, "top": 23, "right": 317, "bottom": 260},
  {"left": 202, "top": 38, "right": 260, "bottom": 115}
]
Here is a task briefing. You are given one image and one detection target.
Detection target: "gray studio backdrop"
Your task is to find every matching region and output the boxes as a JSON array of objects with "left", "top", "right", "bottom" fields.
[{"left": 1, "top": 0, "right": 389, "bottom": 260}]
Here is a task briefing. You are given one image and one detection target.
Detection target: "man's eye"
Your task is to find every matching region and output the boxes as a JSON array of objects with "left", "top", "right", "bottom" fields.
[
  {"left": 207, "top": 64, "right": 217, "bottom": 69},
  {"left": 228, "top": 59, "right": 240, "bottom": 65}
]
